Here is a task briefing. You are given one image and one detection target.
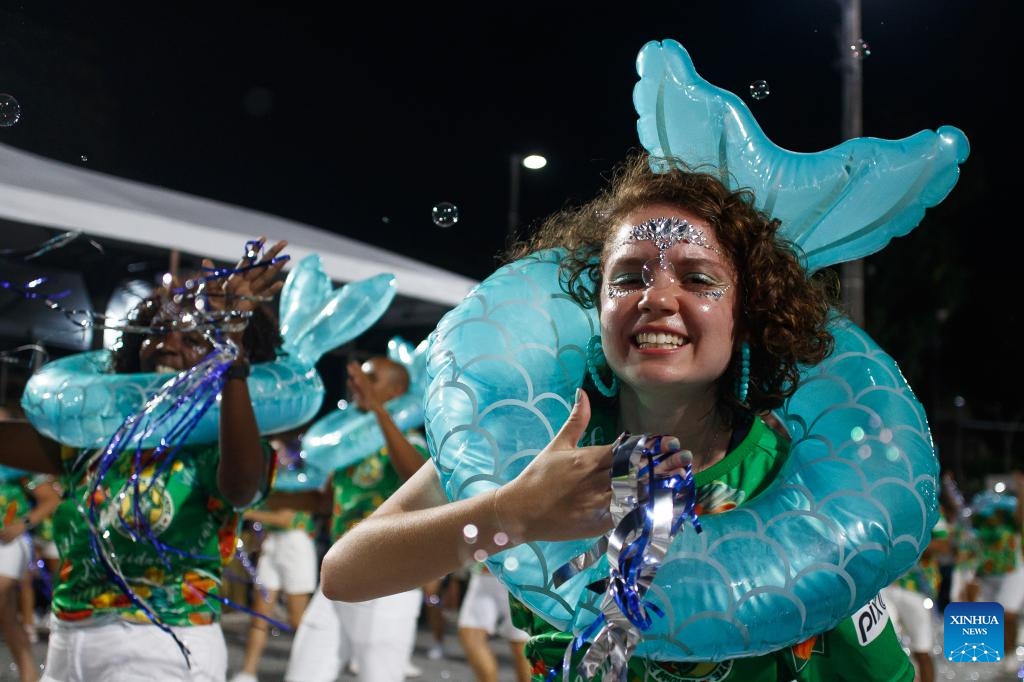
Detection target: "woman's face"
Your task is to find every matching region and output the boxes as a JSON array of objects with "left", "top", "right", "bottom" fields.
[
  {"left": 138, "top": 315, "right": 213, "bottom": 373},
  {"left": 599, "top": 203, "right": 738, "bottom": 398}
]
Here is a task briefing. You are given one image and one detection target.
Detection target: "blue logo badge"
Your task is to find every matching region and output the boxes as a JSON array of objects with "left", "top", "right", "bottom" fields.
[{"left": 944, "top": 601, "right": 1005, "bottom": 663}]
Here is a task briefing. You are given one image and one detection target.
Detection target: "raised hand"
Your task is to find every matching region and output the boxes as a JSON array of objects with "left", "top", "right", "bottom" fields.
[
  {"left": 202, "top": 237, "right": 289, "bottom": 317},
  {"left": 495, "top": 389, "right": 614, "bottom": 543},
  {"left": 346, "top": 360, "right": 383, "bottom": 413}
]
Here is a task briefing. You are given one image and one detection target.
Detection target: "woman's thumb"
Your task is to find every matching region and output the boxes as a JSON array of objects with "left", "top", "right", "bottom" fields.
[{"left": 555, "top": 388, "right": 591, "bottom": 446}]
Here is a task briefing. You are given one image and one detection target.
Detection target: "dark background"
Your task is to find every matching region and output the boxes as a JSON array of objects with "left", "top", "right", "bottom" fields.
[{"left": 0, "top": 1, "right": 1015, "bottom": 492}]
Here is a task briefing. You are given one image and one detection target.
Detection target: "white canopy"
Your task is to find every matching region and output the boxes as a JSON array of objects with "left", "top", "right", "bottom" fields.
[{"left": 0, "top": 143, "right": 478, "bottom": 307}]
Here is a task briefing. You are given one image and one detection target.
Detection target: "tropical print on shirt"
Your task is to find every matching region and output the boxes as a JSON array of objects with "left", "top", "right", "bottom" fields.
[
  {"left": 249, "top": 500, "right": 318, "bottom": 537},
  {"left": 893, "top": 516, "right": 949, "bottom": 598},
  {"left": 0, "top": 475, "right": 31, "bottom": 532},
  {"left": 328, "top": 429, "right": 428, "bottom": 542},
  {"left": 51, "top": 442, "right": 272, "bottom": 627},
  {"left": 972, "top": 506, "right": 1020, "bottom": 576}
]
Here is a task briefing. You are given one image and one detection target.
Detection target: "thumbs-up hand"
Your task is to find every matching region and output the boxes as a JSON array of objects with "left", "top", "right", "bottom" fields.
[{"left": 493, "top": 389, "right": 614, "bottom": 543}]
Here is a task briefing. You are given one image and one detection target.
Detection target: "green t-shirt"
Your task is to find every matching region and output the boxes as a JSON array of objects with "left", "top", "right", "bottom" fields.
[
  {"left": 287, "top": 510, "right": 318, "bottom": 536},
  {"left": 328, "top": 430, "right": 428, "bottom": 542},
  {"left": 52, "top": 442, "right": 271, "bottom": 626},
  {"left": 893, "top": 516, "right": 948, "bottom": 597},
  {"left": 249, "top": 499, "right": 318, "bottom": 536},
  {"left": 512, "top": 416, "right": 914, "bottom": 682},
  {"left": 0, "top": 475, "right": 31, "bottom": 530},
  {"left": 973, "top": 507, "right": 1020, "bottom": 576}
]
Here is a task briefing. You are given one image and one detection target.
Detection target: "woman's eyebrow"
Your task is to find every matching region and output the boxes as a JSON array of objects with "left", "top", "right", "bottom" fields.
[{"left": 606, "top": 252, "right": 646, "bottom": 265}]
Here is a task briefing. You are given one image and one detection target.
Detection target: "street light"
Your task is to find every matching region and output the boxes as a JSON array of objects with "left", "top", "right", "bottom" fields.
[
  {"left": 507, "top": 153, "right": 547, "bottom": 237},
  {"left": 839, "top": 0, "right": 865, "bottom": 326}
]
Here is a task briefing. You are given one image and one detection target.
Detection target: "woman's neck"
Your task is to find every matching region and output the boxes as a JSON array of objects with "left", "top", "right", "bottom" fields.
[{"left": 617, "top": 387, "right": 730, "bottom": 471}]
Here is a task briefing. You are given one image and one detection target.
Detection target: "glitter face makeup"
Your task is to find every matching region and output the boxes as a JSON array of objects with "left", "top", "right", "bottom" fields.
[
  {"left": 605, "top": 217, "right": 731, "bottom": 301},
  {"left": 629, "top": 216, "right": 718, "bottom": 258}
]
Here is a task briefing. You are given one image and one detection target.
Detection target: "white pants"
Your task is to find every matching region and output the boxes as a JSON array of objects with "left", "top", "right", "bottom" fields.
[
  {"left": 0, "top": 533, "right": 30, "bottom": 579},
  {"left": 457, "top": 570, "right": 529, "bottom": 642},
  {"left": 976, "top": 561, "right": 1024, "bottom": 613},
  {"left": 255, "top": 529, "right": 318, "bottom": 595},
  {"left": 41, "top": 619, "right": 227, "bottom": 682},
  {"left": 284, "top": 586, "right": 422, "bottom": 682},
  {"left": 881, "top": 585, "right": 934, "bottom": 653}
]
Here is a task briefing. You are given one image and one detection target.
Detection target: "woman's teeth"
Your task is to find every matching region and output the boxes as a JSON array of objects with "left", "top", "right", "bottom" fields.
[
  {"left": 154, "top": 365, "right": 178, "bottom": 374},
  {"left": 634, "top": 332, "right": 684, "bottom": 349}
]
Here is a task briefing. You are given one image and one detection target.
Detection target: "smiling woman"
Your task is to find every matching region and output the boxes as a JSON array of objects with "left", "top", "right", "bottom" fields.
[
  {"left": 1, "top": 239, "right": 293, "bottom": 682},
  {"left": 315, "top": 149, "right": 931, "bottom": 682}
]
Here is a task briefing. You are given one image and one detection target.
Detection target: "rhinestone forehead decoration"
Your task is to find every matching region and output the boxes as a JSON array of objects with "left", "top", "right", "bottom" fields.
[{"left": 629, "top": 217, "right": 713, "bottom": 253}]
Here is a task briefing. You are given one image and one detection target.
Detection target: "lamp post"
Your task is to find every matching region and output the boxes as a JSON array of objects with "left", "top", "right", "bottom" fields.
[
  {"left": 839, "top": 0, "right": 865, "bottom": 326},
  {"left": 507, "top": 153, "right": 547, "bottom": 238}
]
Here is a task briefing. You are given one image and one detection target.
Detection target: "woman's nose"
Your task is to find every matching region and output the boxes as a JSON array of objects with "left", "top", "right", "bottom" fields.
[
  {"left": 639, "top": 283, "right": 681, "bottom": 313},
  {"left": 639, "top": 261, "right": 682, "bottom": 313}
]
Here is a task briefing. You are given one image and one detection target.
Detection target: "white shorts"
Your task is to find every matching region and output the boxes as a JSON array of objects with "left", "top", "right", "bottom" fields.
[
  {"left": 36, "top": 539, "right": 59, "bottom": 561},
  {"left": 0, "top": 533, "right": 31, "bottom": 579},
  {"left": 881, "top": 585, "right": 934, "bottom": 653},
  {"left": 457, "top": 570, "right": 529, "bottom": 642},
  {"left": 975, "top": 562, "right": 1024, "bottom": 613},
  {"left": 255, "top": 529, "right": 318, "bottom": 595},
  {"left": 41, "top": 619, "right": 227, "bottom": 682},
  {"left": 285, "top": 586, "right": 422, "bottom": 682}
]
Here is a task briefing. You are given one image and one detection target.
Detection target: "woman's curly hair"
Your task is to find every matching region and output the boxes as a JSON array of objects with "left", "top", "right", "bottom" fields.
[
  {"left": 503, "top": 149, "right": 837, "bottom": 418},
  {"left": 109, "top": 289, "right": 283, "bottom": 374}
]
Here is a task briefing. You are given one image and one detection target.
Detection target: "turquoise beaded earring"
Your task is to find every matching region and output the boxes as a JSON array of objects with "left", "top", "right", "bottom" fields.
[
  {"left": 735, "top": 341, "right": 750, "bottom": 404},
  {"left": 586, "top": 334, "right": 619, "bottom": 398}
]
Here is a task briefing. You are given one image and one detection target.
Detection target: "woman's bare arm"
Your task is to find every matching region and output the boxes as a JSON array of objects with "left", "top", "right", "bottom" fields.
[{"left": 320, "top": 390, "right": 615, "bottom": 602}]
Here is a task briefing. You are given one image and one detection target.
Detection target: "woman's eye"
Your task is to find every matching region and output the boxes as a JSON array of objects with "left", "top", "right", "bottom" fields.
[
  {"left": 680, "top": 272, "right": 721, "bottom": 287},
  {"left": 608, "top": 272, "right": 644, "bottom": 288},
  {"left": 680, "top": 272, "right": 732, "bottom": 299}
]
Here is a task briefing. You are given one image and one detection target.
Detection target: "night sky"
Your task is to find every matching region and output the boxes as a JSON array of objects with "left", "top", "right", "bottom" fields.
[{"left": 0, "top": 1, "right": 1015, "bottom": 483}]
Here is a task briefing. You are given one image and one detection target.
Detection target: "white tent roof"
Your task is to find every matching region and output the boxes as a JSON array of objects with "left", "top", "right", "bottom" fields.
[{"left": 0, "top": 143, "right": 478, "bottom": 307}]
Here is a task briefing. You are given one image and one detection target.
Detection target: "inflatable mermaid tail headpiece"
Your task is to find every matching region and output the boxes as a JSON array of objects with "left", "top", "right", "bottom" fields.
[
  {"left": 274, "top": 334, "right": 429, "bottom": 491},
  {"left": 634, "top": 39, "right": 969, "bottom": 273},
  {"left": 21, "top": 253, "right": 397, "bottom": 448},
  {"left": 422, "top": 40, "right": 968, "bottom": 661}
]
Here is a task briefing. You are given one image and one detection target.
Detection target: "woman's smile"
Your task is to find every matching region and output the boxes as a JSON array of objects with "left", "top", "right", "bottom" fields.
[{"left": 633, "top": 330, "right": 687, "bottom": 350}]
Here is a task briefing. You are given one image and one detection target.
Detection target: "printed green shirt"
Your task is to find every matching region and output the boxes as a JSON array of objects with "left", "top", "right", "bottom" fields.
[
  {"left": 512, "top": 416, "right": 915, "bottom": 682},
  {"left": 894, "top": 516, "right": 949, "bottom": 597},
  {"left": 973, "top": 507, "right": 1020, "bottom": 576},
  {"left": 0, "top": 475, "right": 31, "bottom": 530},
  {"left": 287, "top": 510, "right": 318, "bottom": 536},
  {"left": 52, "top": 442, "right": 271, "bottom": 626},
  {"left": 249, "top": 499, "right": 318, "bottom": 536},
  {"left": 327, "top": 430, "right": 428, "bottom": 542}
]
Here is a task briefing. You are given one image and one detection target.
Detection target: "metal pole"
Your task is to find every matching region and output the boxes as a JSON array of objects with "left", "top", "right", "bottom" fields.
[
  {"left": 839, "top": 0, "right": 865, "bottom": 326},
  {"left": 507, "top": 153, "right": 522, "bottom": 238},
  {"left": 169, "top": 249, "right": 181, "bottom": 281}
]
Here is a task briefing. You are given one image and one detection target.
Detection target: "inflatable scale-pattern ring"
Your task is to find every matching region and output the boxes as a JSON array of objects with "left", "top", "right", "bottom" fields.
[
  {"left": 21, "top": 254, "right": 398, "bottom": 451},
  {"left": 423, "top": 249, "right": 938, "bottom": 661},
  {"left": 421, "top": 38, "right": 968, "bottom": 661}
]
